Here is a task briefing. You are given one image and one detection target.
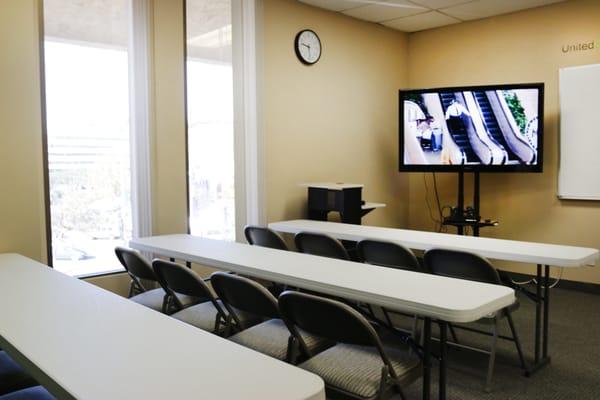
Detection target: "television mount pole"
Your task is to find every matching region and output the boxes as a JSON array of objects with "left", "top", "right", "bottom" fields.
[{"left": 454, "top": 171, "right": 481, "bottom": 237}]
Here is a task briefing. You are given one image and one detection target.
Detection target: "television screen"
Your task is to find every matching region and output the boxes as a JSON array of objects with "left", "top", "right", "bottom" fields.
[{"left": 399, "top": 83, "right": 544, "bottom": 172}]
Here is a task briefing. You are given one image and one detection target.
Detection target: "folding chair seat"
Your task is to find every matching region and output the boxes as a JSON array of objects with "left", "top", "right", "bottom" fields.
[
  {"left": 0, "top": 386, "right": 54, "bottom": 400},
  {"left": 0, "top": 351, "right": 37, "bottom": 396}
]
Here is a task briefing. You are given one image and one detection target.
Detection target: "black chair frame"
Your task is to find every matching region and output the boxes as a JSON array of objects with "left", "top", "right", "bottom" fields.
[
  {"left": 152, "top": 259, "right": 229, "bottom": 334},
  {"left": 423, "top": 248, "right": 528, "bottom": 392},
  {"left": 356, "top": 239, "right": 424, "bottom": 333},
  {"left": 279, "top": 290, "right": 419, "bottom": 400},
  {"left": 115, "top": 246, "right": 158, "bottom": 297},
  {"left": 211, "top": 272, "right": 304, "bottom": 362}
]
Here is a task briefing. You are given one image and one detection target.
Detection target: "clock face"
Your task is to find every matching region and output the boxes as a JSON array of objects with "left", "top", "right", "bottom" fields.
[{"left": 295, "top": 30, "right": 321, "bottom": 65}]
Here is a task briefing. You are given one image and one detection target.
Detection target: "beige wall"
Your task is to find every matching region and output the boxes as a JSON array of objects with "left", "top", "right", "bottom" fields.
[
  {"left": 0, "top": 1, "right": 47, "bottom": 264},
  {"left": 152, "top": 0, "right": 189, "bottom": 236},
  {"left": 406, "top": 0, "right": 600, "bottom": 283},
  {"left": 262, "top": 0, "right": 410, "bottom": 228}
]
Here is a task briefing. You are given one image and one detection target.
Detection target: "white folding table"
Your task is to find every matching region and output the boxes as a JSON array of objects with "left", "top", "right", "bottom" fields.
[
  {"left": 268, "top": 219, "right": 600, "bottom": 374},
  {"left": 129, "top": 234, "right": 515, "bottom": 400},
  {"left": 0, "top": 254, "right": 325, "bottom": 400}
]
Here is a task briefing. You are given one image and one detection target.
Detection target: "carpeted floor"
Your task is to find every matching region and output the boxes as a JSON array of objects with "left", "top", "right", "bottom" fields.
[{"left": 367, "top": 286, "right": 599, "bottom": 400}]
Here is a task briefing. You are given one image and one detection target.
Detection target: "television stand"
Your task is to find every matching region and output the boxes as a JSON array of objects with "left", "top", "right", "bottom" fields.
[{"left": 442, "top": 172, "right": 498, "bottom": 237}]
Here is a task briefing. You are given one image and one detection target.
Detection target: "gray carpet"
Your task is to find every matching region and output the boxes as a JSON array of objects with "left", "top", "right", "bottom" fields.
[{"left": 356, "top": 287, "right": 599, "bottom": 400}]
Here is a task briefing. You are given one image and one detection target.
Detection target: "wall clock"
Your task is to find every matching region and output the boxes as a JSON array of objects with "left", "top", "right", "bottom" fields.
[{"left": 294, "top": 29, "right": 321, "bottom": 65}]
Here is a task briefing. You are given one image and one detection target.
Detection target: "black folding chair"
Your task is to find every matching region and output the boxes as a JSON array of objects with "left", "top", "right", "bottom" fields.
[
  {"left": 115, "top": 247, "right": 166, "bottom": 312},
  {"left": 279, "top": 291, "right": 421, "bottom": 400},
  {"left": 244, "top": 225, "right": 290, "bottom": 295},
  {"left": 294, "top": 232, "right": 350, "bottom": 260},
  {"left": 211, "top": 272, "right": 331, "bottom": 363},
  {"left": 152, "top": 259, "right": 229, "bottom": 335},
  {"left": 424, "top": 248, "right": 528, "bottom": 392},
  {"left": 357, "top": 239, "right": 425, "bottom": 333}
]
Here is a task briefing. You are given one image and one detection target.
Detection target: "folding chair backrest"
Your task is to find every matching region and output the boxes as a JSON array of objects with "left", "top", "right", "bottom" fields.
[
  {"left": 424, "top": 248, "right": 502, "bottom": 285},
  {"left": 152, "top": 259, "right": 214, "bottom": 307},
  {"left": 115, "top": 247, "right": 157, "bottom": 283},
  {"left": 294, "top": 232, "right": 350, "bottom": 260},
  {"left": 211, "top": 272, "right": 280, "bottom": 321},
  {"left": 278, "top": 291, "right": 382, "bottom": 348},
  {"left": 244, "top": 225, "right": 289, "bottom": 251},
  {"left": 357, "top": 239, "right": 420, "bottom": 271}
]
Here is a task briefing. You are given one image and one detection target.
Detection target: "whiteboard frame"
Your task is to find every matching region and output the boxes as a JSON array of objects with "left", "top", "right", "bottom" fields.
[{"left": 558, "top": 63, "right": 600, "bottom": 201}]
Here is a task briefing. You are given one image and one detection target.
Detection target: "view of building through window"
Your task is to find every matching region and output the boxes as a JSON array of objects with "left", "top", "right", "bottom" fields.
[
  {"left": 186, "top": 0, "right": 235, "bottom": 241},
  {"left": 44, "top": 0, "right": 132, "bottom": 276}
]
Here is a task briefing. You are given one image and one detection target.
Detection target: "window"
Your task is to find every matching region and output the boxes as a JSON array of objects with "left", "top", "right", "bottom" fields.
[
  {"left": 43, "top": 0, "right": 133, "bottom": 276},
  {"left": 186, "top": 0, "right": 236, "bottom": 241}
]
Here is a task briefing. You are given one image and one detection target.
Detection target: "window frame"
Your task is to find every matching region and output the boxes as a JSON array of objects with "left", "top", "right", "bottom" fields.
[
  {"left": 183, "top": 0, "right": 264, "bottom": 242},
  {"left": 38, "top": 0, "right": 153, "bottom": 277}
]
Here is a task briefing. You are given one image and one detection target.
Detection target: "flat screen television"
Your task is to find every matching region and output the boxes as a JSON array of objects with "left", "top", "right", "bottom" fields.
[{"left": 399, "top": 83, "right": 544, "bottom": 172}]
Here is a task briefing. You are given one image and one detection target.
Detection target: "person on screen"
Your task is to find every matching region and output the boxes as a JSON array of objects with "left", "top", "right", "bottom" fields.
[
  {"left": 430, "top": 118, "right": 443, "bottom": 152},
  {"left": 418, "top": 118, "right": 433, "bottom": 150},
  {"left": 445, "top": 99, "right": 470, "bottom": 119},
  {"left": 404, "top": 101, "right": 428, "bottom": 164}
]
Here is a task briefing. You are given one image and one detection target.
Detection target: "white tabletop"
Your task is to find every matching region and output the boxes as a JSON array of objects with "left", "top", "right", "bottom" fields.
[
  {"left": 0, "top": 254, "right": 325, "bottom": 400},
  {"left": 269, "top": 220, "right": 600, "bottom": 268},
  {"left": 300, "top": 182, "right": 363, "bottom": 190},
  {"left": 130, "top": 235, "right": 515, "bottom": 324}
]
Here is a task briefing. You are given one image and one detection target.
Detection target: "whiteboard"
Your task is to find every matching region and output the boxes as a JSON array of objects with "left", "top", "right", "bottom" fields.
[{"left": 558, "top": 64, "right": 600, "bottom": 200}]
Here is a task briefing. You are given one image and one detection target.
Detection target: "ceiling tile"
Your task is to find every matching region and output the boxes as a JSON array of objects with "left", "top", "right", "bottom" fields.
[
  {"left": 441, "top": 0, "right": 567, "bottom": 21},
  {"left": 382, "top": 10, "right": 461, "bottom": 32},
  {"left": 298, "top": 0, "right": 357, "bottom": 12},
  {"left": 342, "top": 2, "right": 428, "bottom": 22},
  {"left": 408, "top": 0, "right": 474, "bottom": 10}
]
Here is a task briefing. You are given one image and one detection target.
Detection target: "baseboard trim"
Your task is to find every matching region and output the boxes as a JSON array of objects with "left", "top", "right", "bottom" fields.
[{"left": 502, "top": 270, "right": 600, "bottom": 296}]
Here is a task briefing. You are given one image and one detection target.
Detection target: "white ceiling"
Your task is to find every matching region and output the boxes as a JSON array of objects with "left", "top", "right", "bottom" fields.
[{"left": 298, "top": 0, "right": 569, "bottom": 32}]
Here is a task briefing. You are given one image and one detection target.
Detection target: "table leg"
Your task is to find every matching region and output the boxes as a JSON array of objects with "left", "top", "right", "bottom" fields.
[
  {"left": 439, "top": 321, "right": 447, "bottom": 400},
  {"left": 543, "top": 264, "right": 550, "bottom": 358},
  {"left": 525, "top": 264, "right": 551, "bottom": 376},
  {"left": 422, "top": 318, "right": 432, "bottom": 400},
  {"left": 535, "top": 264, "right": 541, "bottom": 363}
]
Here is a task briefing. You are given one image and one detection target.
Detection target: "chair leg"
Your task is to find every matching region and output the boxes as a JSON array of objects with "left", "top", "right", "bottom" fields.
[
  {"left": 224, "top": 314, "right": 235, "bottom": 337},
  {"left": 213, "top": 314, "right": 223, "bottom": 336},
  {"left": 378, "top": 365, "right": 406, "bottom": 400},
  {"left": 410, "top": 315, "right": 419, "bottom": 341},
  {"left": 448, "top": 323, "right": 459, "bottom": 344},
  {"left": 382, "top": 307, "right": 394, "bottom": 328},
  {"left": 366, "top": 304, "right": 376, "bottom": 319},
  {"left": 161, "top": 294, "right": 169, "bottom": 314},
  {"left": 128, "top": 280, "right": 134, "bottom": 298},
  {"left": 485, "top": 318, "right": 499, "bottom": 393},
  {"left": 506, "top": 311, "right": 528, "bottom": 371},
  {"left": 412, "top": 316, "right": 422, "bottom": 346},
  {"left": 286, "top": 336, "right": 299, "bottom": 364}
]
